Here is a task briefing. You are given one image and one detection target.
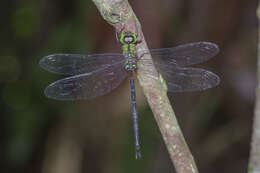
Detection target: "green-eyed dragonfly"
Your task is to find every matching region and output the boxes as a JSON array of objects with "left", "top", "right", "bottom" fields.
[{"left": 39, "top": 32, "right": 220, "bottom": 159}]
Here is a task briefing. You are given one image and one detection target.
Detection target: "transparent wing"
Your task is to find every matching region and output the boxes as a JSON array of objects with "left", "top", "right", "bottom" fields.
[
  {"left": 44, "top": 61, "right": 127, "bottom": 100},
  {"left": 150, "top": 42, "right": 219, "bottom": 67},
  {"left": 39, "top": 53, "right": 124, "bottom": 75},
  {"left": 156, "top": 64, "right": 220, "bottom": 92}
]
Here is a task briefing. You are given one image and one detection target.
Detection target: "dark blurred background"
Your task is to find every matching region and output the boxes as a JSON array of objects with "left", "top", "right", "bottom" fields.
[{"left": 0, "top": 0, "right": 258, "bottom": 173}]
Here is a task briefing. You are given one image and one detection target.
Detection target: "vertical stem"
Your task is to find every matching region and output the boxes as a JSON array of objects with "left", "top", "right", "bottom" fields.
[{"left": 248, "top": 1, "right": 260, "bottom": 173}]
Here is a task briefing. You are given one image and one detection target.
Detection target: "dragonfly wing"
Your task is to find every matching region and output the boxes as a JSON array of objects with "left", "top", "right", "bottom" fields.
[
  {"left": 150, "top": 42, "right": 219, "bottom": 67},
  {"left": 39, "top": 53, "right": 124, "bottom": 75},
  {"left": 156, "top": 65, "right": 220, "bottom": 92},
  {"left": 44, "top": 62, "right": 127, "bottom": 100}
]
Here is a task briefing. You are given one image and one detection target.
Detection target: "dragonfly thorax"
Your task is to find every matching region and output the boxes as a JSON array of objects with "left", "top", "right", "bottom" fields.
[
  {"left": 124, "top": 36, "right": 134, "bottom": 43},
  {"left": 122, "top": 44, "right": 137, "bottom": 58}
]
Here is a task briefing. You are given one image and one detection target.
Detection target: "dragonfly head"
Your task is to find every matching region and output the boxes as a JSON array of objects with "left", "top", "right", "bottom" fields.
[{"left": 120, "top": 32, "right": 137, "bottom": 45}]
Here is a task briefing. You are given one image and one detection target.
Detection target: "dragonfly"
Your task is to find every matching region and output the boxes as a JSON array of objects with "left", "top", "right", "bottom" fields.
[{"left": 39, "top": 32, "right": 220, "bottom": 159}]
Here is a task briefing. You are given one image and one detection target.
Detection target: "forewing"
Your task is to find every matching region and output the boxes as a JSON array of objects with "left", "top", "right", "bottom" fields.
[
  {"left": 44, "top": 61, "right": 127, "bottom": 100},
  {"left": 150, "top": 42, "right": 219, "bottom": 67},
  {"left": 39, "top": 53, "right": 124, "bottom": 75},
  {"left": 156, "top": 65, "right": 220, "bottom": 92}
]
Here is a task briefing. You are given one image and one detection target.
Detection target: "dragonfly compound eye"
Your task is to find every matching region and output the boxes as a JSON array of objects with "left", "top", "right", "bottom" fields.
[{"left": 124, "top": 36, "right": 134, "bottom": 43}]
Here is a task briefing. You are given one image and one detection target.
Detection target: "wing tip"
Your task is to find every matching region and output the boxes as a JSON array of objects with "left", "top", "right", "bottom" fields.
[
  {"left": 166, "top": 69, "right": 220, "bottom": 93},
  {"left": 202, "top": 70, "right": 220, "bottom": 90},
  {"left": 39, "top": 54, "right": 55, "bottom": 70},
  {"left": 39, "top": 54, "right": 72, "bottom": 75},
  {"left": 199, "top": 41, "right": 220, "bottom": 56},
  {"left": 44, "top": 82, "right": 77, "bottom": 101}
]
